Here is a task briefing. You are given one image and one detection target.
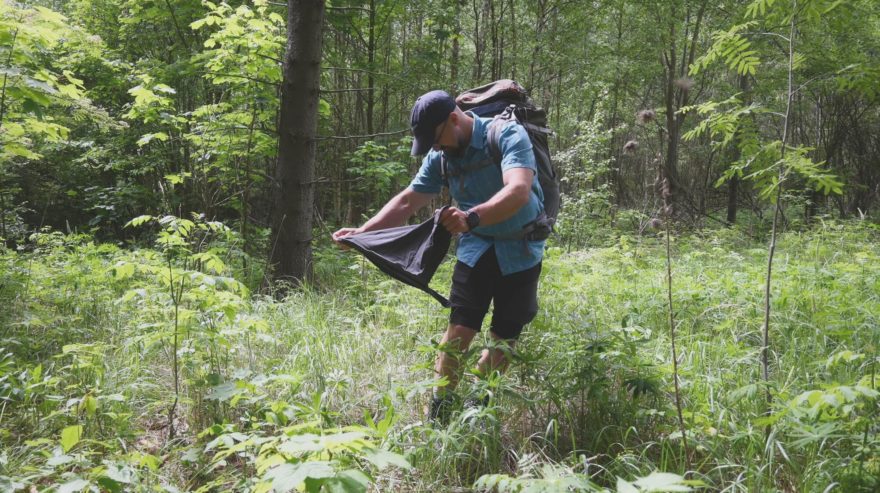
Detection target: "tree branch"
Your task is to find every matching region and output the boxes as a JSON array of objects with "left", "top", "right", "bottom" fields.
[
  {"left": 315, "top": 129, "right": 409, "bottom": 140},
  {"left": 204, "top": 72, "right": 278, "bottom": 86},
  {"left": 319, "top": 87, "right": 378, "bottom": 94}
]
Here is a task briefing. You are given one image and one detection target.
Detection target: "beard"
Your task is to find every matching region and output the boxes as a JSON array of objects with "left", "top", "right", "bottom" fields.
[{"left": 441, "top": 130, "right": 470, "bottom": 158}]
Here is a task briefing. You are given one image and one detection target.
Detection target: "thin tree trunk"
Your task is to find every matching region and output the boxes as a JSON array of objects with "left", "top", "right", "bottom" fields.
[
  {"left": 366, "top": 0, "right": 376, "bottom": 135},
  {"left": 663, "top": 190, "right": 691, "bottom": 471},
  {"left": 472, "top": 0, "right": 482, "bottom": 81},
  {"left": 0, "top": 27, "right": 20, "bottom": 134},
  {"left": 270, "top": 0, "right": 326, "bottom": 286},
  {"left": 763, "top": 0, "right": 797, "bottom": 443},
  {"left": 662, "top": 0, "right": 706, "bottom": 207},
  {"left": 509, "top": 0, "right": 516, "bottom": 80},
  {"left": 490, "top": 0, "right": 498, "bottom": 79},
  {"left": 451, "top": 0, "right": 462, "bottom": 89}
]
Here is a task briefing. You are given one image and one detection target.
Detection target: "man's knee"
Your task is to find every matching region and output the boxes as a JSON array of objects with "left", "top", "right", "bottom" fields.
[
  {"left": 489, "top": 316, "right": 533, "bottom": 341},
  {"left": 443, "top": 324, "right": 479, "bottom": 349}
]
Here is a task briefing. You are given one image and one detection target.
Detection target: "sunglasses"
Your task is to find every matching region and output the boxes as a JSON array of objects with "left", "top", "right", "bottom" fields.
[{"left": 432, "top": 118, "right": 449, "bottom": 151}]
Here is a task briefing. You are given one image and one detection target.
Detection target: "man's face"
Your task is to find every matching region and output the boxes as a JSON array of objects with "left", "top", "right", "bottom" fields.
[{"left": 433, "top": 116, "right": 468, "bottom": 157}]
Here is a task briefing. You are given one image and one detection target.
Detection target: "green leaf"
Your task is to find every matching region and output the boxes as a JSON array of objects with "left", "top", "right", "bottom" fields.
[
  {"left": 60, "top": 425, "right": 83, "bottom": 452},
  {"left": 826, "top": 350, "right": 864, "bottom": 369},
  {"left": 278, "top": 431, "right": 368, "bottom": 455},
  {"left": 34, "top": 6, "right": 67, "bottom": 25},
  {"left": 47, "top": 454, "right": 75, "bottom": 466},
  {"left": 80, "top": 394, "right": 98, "bottom": 416},
  {"left": 57, "top": 479, "right": 90, "bottom": 493},
  {"left": 319, "top": 98, "right": 331, "bottom": 118},
  {"left": 57, "top": 83, "right": 82, "bottom": 99},
  {"left": 323, "top": 470, "right": 370, "bottom": 493},
  {"left": 23, "top": 75, "right": 58, "bottom": 95},
  {"left": 263, "top": 461, "right": 336, "bottom": 493},
  {"left": 3, "top": 142, "right": 41, "bottom": 159},
  {"left": 135, "top": 452, "right": 161, "bottom": 471},
  {"left": 361, "top": 448, "right": 410, "bottom": 470},
  {"left": 153, "top": 84, "right": 177, "bottom": 94},
  {"left": 206, "top": 381, "right": 247, "bottom": 402},
  {"left": 114, "top": 262, "right": 136, "bottom": 280},
  {"left": 164, "top": 172, "right": 190, "bottom": 185},
  {"left": 103, "top": 463, "right": 135, "bottom": 484},
  {"left": 633, "top": 471, "right": 691, "bottom": 492},
  {"left": 136, "top": 132, "right": 169, "bottom": 147},
  {"left": 125, "top": 215, "right": 154, "bottom": 228},
  {"left": 617, "top": 477, "right": 639, "bottom": 493}
]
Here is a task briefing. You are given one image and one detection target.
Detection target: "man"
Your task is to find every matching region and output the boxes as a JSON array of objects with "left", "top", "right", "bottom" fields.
[{"left": 332, "top": 89, "right": 545, "bottom": 421}]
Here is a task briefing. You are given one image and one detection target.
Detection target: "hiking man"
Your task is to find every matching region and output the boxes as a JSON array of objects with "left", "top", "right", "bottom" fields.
[{"left": 332, "top": 89, "right": 546, "bottom": 420}]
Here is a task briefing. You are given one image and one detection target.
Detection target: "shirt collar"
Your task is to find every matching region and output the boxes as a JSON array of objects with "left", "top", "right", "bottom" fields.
[{"left": 466, "top": 111, "right": 486, "bottom": 150}]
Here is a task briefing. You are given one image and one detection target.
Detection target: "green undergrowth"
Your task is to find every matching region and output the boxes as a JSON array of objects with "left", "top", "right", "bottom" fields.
[{"left": 1, "top": 219, "right": 879, "bottom": 492}]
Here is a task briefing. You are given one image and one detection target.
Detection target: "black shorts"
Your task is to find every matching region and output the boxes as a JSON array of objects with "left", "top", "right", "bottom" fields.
[{"left": 448, "top": 247, "right": 542, "bottom": 340}]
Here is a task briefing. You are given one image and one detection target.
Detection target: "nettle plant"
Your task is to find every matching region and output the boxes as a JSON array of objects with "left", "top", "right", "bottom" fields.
[
  {"left": 122, "top": 214, "right": 250, "bottom": 437},
  {"left": 191, "top": 374, "right": 411, "bottom": 493},
  {"left": 476, "top": 466, "right": 700, "bottom": 493},
  {"left": 199, "top": 415, "right": 410, "bottom": 493}
]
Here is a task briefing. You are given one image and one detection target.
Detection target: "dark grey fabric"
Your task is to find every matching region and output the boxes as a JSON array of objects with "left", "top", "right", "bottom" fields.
[{"left": 340, "top": 208, "right": 452, "bottom": 307}]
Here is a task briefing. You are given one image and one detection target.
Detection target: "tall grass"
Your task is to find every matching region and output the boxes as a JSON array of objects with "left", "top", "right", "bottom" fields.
[{"left": 0, "top": 220, "right": 878, "bottom": 491}]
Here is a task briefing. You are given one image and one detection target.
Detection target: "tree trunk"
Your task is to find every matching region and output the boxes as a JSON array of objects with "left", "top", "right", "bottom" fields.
[
  {"left": 270, "top": 0, "right": 325, "bottom": 286},
  {"left": 726, "top": 174, "right": 739, "bottom": 224},
  {"left": 727, "top": 74, "right": 750, "bottom": 224},
  {"left": 661, "top": 0, "right": 706, "bottom": 209},
  {"left": 451, "top": 0, "right": 462, "bottom": 89},
  {"left": 509, "top": 0, "right": 516, "bottom": 80},
  {"left": 366, "top": 0, "right": 376, "bottom": 135},
  {"left": 490, "top": 0, "right": 498, "bottom": 79}
]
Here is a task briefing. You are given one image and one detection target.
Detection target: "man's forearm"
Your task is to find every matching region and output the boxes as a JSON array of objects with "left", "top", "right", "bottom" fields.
[
  {"left": 470, "top": 181, "right": 530, "bottom": 227},
  {"left": 357, "top": 189, "right": 429, "bottom": 232}
]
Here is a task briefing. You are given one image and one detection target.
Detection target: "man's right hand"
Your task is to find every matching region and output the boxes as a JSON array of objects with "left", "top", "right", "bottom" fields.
[{"left": 331, "top": 227, "right": 360, "bottom": 250}]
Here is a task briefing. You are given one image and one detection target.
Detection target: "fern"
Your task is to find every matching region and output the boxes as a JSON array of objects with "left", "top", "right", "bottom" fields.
[
  {"left": 745, "top": 0, "right": 777, "bottom": 19},
  {"left": 690, "top": 22, "right": 761, "bottom": 76},
  {"left": 679, "top": 96, "right": 763, "bottom": 150}
]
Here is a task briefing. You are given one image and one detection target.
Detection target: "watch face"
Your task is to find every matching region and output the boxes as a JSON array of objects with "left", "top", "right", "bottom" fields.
[{"left": 466, "top": 211, "right": 480, "bottom": 229}]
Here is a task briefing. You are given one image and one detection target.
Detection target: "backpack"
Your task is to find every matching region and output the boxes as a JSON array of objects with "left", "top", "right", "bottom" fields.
[{"left": 441, "top": 79, "right": 560, "bottom": 241}]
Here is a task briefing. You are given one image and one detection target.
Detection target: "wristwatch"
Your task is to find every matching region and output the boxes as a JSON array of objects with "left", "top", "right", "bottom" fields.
[{"left": 465, "top": 210, "right": 481, "bottom": 230}]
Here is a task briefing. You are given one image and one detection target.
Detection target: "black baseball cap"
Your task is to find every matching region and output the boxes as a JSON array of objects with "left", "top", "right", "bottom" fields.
[{"left": 410, "top": 90, "right": 456, "bottom": 156}]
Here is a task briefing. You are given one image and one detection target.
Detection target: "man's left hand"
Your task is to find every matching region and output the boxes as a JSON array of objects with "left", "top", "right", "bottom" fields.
[{"left": 439, "top": 207, "right": 469, "bottom": 234}]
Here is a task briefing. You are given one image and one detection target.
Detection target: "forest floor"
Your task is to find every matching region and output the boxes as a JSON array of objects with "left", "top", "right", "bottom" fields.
[{"left": 1, "top": 219, "right": 879, "bottom": 492}]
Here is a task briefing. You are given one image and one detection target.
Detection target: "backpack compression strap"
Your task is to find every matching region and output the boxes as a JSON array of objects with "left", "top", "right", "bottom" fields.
[{"left": 486, "top": 104, "right": 553, "bottom": 165}]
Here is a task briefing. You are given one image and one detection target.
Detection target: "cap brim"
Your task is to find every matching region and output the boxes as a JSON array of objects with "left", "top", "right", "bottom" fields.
[{"left": 411, "top": 133, "right": 432, "bottom": 156}]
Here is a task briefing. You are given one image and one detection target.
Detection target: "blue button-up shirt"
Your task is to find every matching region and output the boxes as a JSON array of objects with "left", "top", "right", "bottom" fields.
[{"left": 409, "top": 112, "right": 545, "bottom": 275}]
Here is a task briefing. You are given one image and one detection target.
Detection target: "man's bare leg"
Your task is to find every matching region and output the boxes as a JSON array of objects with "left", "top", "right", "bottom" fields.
[
  {"left": 434, "top": 324, "right": 478, "bottom": 396},
  {"left": 435, "top": 327, "right": 516, "bottom": 390},
  {"left": 476, "top": 331, "right": 515, "bottom": 375}
]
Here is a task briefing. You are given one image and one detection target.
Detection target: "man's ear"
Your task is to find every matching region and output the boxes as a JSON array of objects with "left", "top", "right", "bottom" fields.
[{"left": 449, "top": 111, "right": 459, "bottom": 124}]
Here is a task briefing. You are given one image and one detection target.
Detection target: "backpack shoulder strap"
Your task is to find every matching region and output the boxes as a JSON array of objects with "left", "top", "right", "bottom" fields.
[
  {"left": 486, "top": 104, "right": 517, "bottom": 165},
  {"left": 438, "top": 154, "right": 453, "bottom": 206},
  {"left": 440, "top": 153, "right": 449, "bottom": 186}
]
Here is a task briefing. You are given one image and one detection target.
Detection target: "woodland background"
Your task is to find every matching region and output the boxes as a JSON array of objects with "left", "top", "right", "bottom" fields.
[
  {"left": 2, "top": 0, "right": 880, "bottom": 492},
  {"left": 3, "top": 0, "right": 878, "bottom": 267}
]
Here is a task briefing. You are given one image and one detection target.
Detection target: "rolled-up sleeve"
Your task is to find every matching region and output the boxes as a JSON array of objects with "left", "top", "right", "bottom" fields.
[
  {"left": 409, "top": 152, "right": 443, "bottom": 194},
  {"left": 497, "top": 122, "right": 536, "bottom": 175}
]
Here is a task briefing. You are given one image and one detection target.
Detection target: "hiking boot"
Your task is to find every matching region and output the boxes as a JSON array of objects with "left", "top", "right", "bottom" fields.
[
  {"left": 428, "top": 395, "right": 454, "bottom": 426},
  {"left": 464, "top": 393, "right": 490, "bottom": 410}
]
